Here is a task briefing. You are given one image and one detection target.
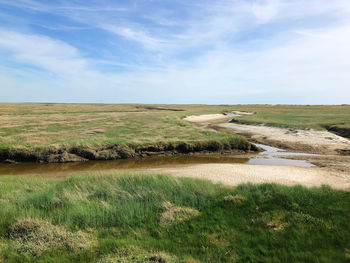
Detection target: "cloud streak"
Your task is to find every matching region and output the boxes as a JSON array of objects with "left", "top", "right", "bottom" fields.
[
  {"left": 0, "top": 0, "right": 350, "bottom": 104},
  {"left": 0, "top": 29, "right": 88, "bottom": 76}
]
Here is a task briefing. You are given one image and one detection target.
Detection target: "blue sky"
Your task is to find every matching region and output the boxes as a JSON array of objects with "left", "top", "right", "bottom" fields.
[{"left": 0, "top": 0, "right": 349, "bottom": 104}]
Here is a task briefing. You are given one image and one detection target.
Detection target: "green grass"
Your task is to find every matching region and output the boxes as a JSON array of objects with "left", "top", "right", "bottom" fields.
[
  {"left": 0, "top": 172, "right": 349, "bottom": 262},
  {"left": 0, "top": 103, "right": 246, "bottom": 150},
  {"left": 229, "top": 105, "right": 350, "bottom": 130}
]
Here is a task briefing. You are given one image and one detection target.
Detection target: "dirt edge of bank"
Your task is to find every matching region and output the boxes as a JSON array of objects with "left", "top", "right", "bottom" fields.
[
  {"left": 0, "top": 139, "right": 259, "bottom": 163},
  {"left": 327, "top": 126, "right": 350, "bottom": 140}
]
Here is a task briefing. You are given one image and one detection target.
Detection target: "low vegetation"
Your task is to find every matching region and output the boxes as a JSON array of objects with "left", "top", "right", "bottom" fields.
[
  {"left": 229, "top": 105, "right": 350, "bottom": 134},
  {"left": 0, "top": 172, "right": 349, "bottom": 262},
  {"left": 8, "top": 217, "right": 95, "bottom": 256},
  {"left": 1, "top": 103, "right": 350, "bottom": 162},
  {"left": 0, "top": 103, "right": 255, "bottom": 162},
  {"left": 0, "top": 103, "right": 242, "bottom": 149}
]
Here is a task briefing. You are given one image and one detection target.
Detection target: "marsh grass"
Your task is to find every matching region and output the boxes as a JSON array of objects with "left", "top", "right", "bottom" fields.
[
  {"left": 2, "top": 103, "right": 349, "bottom": 159},
  {"left": 0, "top": 104, "right": 254, "bottom": 162},
  {"left": 97, "top": 246, "right": 179, "bottom": 263},
  {"left": 1, "top": 103, "right": 350, "bottom": 151},
  {"left": 159, "top": 201, "right": 200, "bottom": 227},
  {"left": 0, "top": 104, "right": 236, "bottom": 149},
  {"left": 0, "top": 172, "right": 349, "bottom": 262},
  {"left": 7, "top": 217, "right": 95, "bottom": 256},
  {"left": 0, "top": 106, "right": 258, "bottom": 163},
  {"left": 229, "top": 104, "right": 350, "bottom": 130}
]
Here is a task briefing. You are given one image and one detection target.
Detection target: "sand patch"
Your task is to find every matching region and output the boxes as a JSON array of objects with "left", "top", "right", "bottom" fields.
[
  {"left": 137, "top": 163, "right": 350, "bottom": 190},
  {"left": 183, "top": 114, "right": 230, "bottom": 123}
]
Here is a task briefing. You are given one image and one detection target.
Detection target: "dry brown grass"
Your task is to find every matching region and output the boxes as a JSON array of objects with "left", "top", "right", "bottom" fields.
[
  {"left": 97, "top": 245, "right": 179, "bottom": 263},
  {"left": 223, "top": 194, "right": 246, "bottom": 204},
  {"left": 252, "top": 211, "right": 288, "bottom": 232},
  {"left": 206, "top": 233, "right": 230, "bottom": 247},
  {"left": 0, "top": 103, "right": 237, "bottom": 149},
  {"left": 345, "top": 249, "right": 350, "bottom": 260},
  {"left": 8, "top": 217, "right": 96, "bottom": 256},
  {"left": 182, "top": 257, "right": 203, "bottom": 263},
  {"left": 266, "top": 211, "right": 288, "bottom": 231},
  {"left": 159, "top": 201, "right": 200, "bottom": 227}
]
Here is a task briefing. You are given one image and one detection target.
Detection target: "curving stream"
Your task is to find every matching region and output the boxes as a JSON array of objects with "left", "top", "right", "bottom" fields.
[{"left": 0, "top": 144, "right": 316, "bottom": 177}]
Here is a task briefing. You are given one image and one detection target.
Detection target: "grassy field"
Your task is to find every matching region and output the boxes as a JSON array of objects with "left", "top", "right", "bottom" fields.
[
  {"left": 0, "top": 103, "right": 255, "bottom": 162},
  {"left": 1, "top": 103, "right": 350, "bottom": 161},
  {"left": 1, "top": 104, "right": 349, "bottom": 150},
  {"left": 0, "top": 172, "right": 349, "bottom": 262},
  {"left": 229, "top": 105, "right": 350, "bottom": 131},
  {"left": 0, "top": 103, "right": 239, "bottom": 149}
]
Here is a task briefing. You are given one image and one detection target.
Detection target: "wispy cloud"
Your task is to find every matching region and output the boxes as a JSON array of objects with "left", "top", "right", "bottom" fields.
[
  {"left": 0, "top": 29, "right": 88, "bottom": 76},
  {"left": 100, "top": 25, "right": 172, "bottom": 51},
  {"left": 0, "top": 0, "right": 126, "bottom": 13},
  {"left": 0, "top": 0, "right": 350, "bottom": 103}
]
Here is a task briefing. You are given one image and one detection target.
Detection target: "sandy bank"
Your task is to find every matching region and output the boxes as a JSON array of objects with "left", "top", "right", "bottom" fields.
[
  {"left": 217, "top": 122, "right": 350, "bottom": 154},
  {"left": 137, "top": 163, "right": 350, "bottom": 190}
]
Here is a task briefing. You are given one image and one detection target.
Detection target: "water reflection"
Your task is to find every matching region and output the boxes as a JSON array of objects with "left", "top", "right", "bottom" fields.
[{"left": 0, "top": 154, "right": 249, "bottom": 177}]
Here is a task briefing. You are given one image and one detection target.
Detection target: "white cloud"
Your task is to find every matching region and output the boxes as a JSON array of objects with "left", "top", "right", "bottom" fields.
[
  {"left": 103, "top": 20, "right": 350, "bottom": 103},
  {"left": 0, "top": 0, "right": 350, "bottom": 103},
  {"left": 0, "top": 29, "right": 89, "bottom": 76}
]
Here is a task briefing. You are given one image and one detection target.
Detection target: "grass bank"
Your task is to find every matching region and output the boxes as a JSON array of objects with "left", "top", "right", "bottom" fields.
[
  {"left": 0, "top": 137, "right": 255, "bottom": 163},
  {"left": 0, "top": 103, "right": 256, "bottom": 163},
  {"left": 0, "top": 172, "right": 349, "bottom": 262}
]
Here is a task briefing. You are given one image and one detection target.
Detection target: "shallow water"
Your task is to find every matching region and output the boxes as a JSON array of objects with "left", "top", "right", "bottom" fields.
[
  {"left": 0, "top": 144, "right": 316, "bottom": 177},
  {"left": 224, "top": 112, "right": 237, "bottom": 116},
  {"left": 0, "top": 155, "right": 249, "bottom": 177},
  {"left": 248, "top": 143, "right": 316, "bottom": 167},
  {"left": 254, "top": 143, "right": 319, "bottom": 157}
]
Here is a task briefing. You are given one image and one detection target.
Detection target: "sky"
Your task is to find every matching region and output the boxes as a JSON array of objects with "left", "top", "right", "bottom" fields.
[{"left": 0, "top": 0, "right": 350, "bottom": 104}]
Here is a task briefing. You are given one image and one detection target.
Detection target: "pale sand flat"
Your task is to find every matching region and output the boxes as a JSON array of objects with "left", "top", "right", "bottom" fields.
[
  {"left": 183, "top": 114, "right": 230, "bottom": 123},
  {"left": 135, "top": 163, "right": 350, "bottom": 190}
]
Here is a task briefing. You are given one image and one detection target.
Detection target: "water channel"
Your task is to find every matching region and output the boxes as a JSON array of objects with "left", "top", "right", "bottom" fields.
[{"left": 0, "top": 144, "right": 316, "bottom": 177}]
